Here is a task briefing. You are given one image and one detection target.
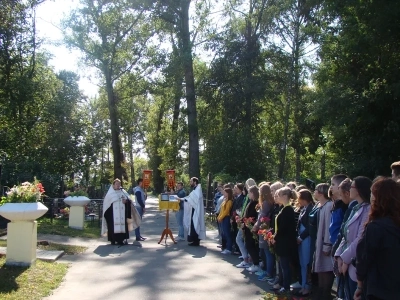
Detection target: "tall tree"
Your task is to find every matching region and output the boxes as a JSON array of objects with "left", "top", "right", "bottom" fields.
[
  {"left": 315, "top": 0, "right": 400, "bottom": 177},
  {"left": 151, "top": 0, "right": 212, "bottom": 178},
  {"left": 274, "top": 0, "right": 321, "bottom": 179},
  {"left": 62, "top": 0, "right": 152, "bottom": 180}
]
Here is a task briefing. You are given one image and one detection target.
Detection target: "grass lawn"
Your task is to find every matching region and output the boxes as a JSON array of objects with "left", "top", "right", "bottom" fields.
[
  {"left": 37, "top": 218, "right": 100, "bottom": 238},
  {"left": 0, "top": 258, "right": 68, "bottom": 300}
]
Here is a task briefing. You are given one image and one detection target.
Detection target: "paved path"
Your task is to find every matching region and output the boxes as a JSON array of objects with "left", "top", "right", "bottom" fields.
[{"left": 43, "top": 196, "right": 267, "bottom": 300}]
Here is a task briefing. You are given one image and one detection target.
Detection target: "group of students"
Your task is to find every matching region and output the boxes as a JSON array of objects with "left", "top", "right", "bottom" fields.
[{"left": 214, "top": 161, "right": 400, "bottom": 300}]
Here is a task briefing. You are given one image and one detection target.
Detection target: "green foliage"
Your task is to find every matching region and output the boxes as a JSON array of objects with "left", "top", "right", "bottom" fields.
[{"left": 314, "top": 0, "right": 400, "bottom": 178}]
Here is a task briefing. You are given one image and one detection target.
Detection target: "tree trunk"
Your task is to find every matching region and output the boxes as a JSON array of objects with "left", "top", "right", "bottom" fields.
[
  {"left": 180, "top": 0, "right": 200, "bottom": 179},
  {"left": 128, "top": 133, "right": 135, "bottom": 186},
  {"left": 152, "top": 103, "right": 166, "bottom": 194},
  {"left": 105, "top": 71, "right": 126, "bottom": 181}
]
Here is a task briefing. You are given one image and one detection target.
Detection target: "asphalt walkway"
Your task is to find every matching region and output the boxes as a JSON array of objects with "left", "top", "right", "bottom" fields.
[{"left": 42, "top": 196, "right": 267, "bottom": 300}]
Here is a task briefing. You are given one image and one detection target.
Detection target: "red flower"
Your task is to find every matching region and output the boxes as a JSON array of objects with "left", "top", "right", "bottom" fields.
[
  {"left": 260, "top": 216, "right": 270, "bottom": 223},
  {"left": 36, "top": 183, "right": 45, "bottom": 193}
]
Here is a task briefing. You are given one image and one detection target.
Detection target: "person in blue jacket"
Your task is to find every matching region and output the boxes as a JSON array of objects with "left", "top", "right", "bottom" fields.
[{"left": 329, "top": 174, "right": 348, "bottom": 245}]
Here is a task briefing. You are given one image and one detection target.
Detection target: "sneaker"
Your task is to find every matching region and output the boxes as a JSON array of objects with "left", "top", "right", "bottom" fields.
[
  {"left": 290, "top": 281, "right": 302, "bottom": 289},
  {"left": 236, "top": 261, "right": 250, "bottom": 268},
  {"left": 221, "top": 249, "right": 232, "bottom": 255},
  {"left": 177, "top": 237, "right": 186, "bottom": 241},
  {"left": 238, "top": 256, "right": 243, "bottom": 259},
  {"left": 270, "top": 283, "right": 281, "bottom": 291},
  {"left": 276, "top": 287, "right": 286, "bottom": 294},
  {"left": 268, "top": 276, "right": 279, "bottom": 286},
  {"left": 246, "top": 264, "right": 260, "bottom": 272},
  {"left": 258, "top": 273, "right": 272, "bottom": 281},
  {"left": 255, "top": 270, "right": 266, "bottom": 276}
]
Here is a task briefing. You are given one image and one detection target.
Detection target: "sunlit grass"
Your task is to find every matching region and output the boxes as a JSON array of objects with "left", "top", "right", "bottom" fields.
[{"left": 0, "top": 257, "right": 68, "bottom": 300}]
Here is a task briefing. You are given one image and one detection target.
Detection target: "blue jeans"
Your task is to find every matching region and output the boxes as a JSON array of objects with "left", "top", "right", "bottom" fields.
[
  {"left": 221, "top": 217, "right": 232, "bottom": 251},
  {"left": 279, "top": 256, "right": 292, "bottom": 290},
  {"left": 345, "top": 273, "right": 358, "bottom": 300},
  {"left": 175, "top": 209, "right": 184, "bottom": 238},
  {"left": 298, "top": 225, "right": 311, "bottom": 289},
  {"left": 265, "top": 245, "right": 275, "bottom": 277},
  {"left": 236, "top": 229, "right": 248, "bottom": 258},
  {"left": 135, "top": 206, "right": 144, "bottom": 238}
]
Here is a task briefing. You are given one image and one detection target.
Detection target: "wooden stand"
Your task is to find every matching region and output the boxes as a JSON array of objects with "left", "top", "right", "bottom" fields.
[{"left": 158, "top": 209, "right": 177, "bottom": 244}]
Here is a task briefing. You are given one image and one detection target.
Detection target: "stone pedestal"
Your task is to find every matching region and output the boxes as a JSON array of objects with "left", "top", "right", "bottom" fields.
[
  {"left": 69, "top": 206, "right": 85, "bottom": 229},
  {"left": 0, "top": 202, "right": 48, "bottom": 266},
  {"left": 6, "top": 221, "right": 38, "bottom": 266},
  {"left": 63, "top": 196, "right": 91, "bottom": 230}
]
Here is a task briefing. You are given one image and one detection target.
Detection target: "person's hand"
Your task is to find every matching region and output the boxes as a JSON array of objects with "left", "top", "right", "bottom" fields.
[
  {"left": 122, "top": 198, "right": 127, "bottom": 204},
  {"left": 337, "top": 257, "right": 343, "bottom": 272},
  {"left": 297, "top": 237, "right": 302, "bottom": 244},
  {"left": 341, "top": 262, "right": 349, "bottom": 274},
  {"left": 271, "top": 238, "right": 276, "bottom": 245},
  {"left": 353, "top": 288, "right": 362, "bottom": 300}
]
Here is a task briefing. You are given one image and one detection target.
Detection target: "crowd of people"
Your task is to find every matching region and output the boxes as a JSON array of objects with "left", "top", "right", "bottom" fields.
[{"left": 213, "top": 162, "right": 400, "bottom": 300}]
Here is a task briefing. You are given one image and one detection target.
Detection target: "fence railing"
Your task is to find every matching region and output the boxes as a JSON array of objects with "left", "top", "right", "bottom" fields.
[{"left": 41, "top": 198, "right": 104, "bottom": 227}]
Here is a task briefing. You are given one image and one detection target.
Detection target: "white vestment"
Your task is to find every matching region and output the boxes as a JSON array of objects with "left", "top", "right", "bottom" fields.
[
  {"left": 101, "top": 186, "right": 141, "bottom": 237},
  {"left": 183, "top": 184, "right": 206, "bottom": 240}
]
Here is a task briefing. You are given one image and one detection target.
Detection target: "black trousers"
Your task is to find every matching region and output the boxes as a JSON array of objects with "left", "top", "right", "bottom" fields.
[{"left": 188, "top": 208, "right": 200, "bottom": 245}]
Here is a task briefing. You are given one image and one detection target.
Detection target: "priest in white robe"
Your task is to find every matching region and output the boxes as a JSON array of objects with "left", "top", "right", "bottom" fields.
[
  {"left": 177, "top": 177, "right": 206, "bottom": 246},
  {"left": 101, "top": 179, "right": 141, "bottom": 245}
]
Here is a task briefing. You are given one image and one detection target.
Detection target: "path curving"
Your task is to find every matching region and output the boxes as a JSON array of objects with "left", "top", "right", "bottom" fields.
[{"left": 44, "top": 196, "right": 266, "bottom": 300}]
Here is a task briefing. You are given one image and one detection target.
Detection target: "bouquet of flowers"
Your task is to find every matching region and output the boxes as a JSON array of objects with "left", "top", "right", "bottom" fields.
[
  {"left": 242, "top": 217, "right": 259, "bottom": 241},
  {"left": 235, "top": 215, "right": 243, "bottom": 228},
  {"left": 0, "top": 178, "right": 45, "bottom": 204},
  {"left": 261, "top": 229, "right": 275, "bottom": 254}
]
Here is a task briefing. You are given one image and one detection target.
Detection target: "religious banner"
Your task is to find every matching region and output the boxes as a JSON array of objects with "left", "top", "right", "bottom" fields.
[
  {"left": 166, "top": 170, "right": 175, "bottom": 190},
  {"left": 142, "top": 170, "right": 152, "bottom": 189}
]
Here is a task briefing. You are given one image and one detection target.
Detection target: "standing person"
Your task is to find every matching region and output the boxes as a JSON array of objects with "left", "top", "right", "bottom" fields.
[
  {"left": 332, "top": 178, "right": 355, "bottom": 299},
  {"left": 390, "top": 161, "right": 400, "bottom": 180},
  {"left": 176, "top": 177, "right": 206, "bottom": 246},
  {"left": 313, "top": 183, "right": 334, "bottom": 299},
  {"left": 252, "top": 183, "right": 274, "bottom": 281},
  {"left": 295, "top": 189, "right": 314, "bottom": 297},
  {"left": 271, "top": 187, "right": 298, "bottom": 294},
  {"left": 329, "top": 174, "right": 349, "bottom": 246},
  {"left": 355, "top": 178, "right": 400, "bottom": 300},
  {"left": 242, "top": 185, "right": 260, "bottom": 273},
  {"left": 235, "top": 178, "right": 256, "bottom": 268},
  {"left": 267, "top": 181, "right": 284, "bottom": 287},
  {"left": 231, "top": 183, "right": 245, "bottom": 254},
  {"left": 102, "top": 179, "right": 141, "bottom": 245},
  {"left": 134, "top": 178, "right": 147, "bottom": 241},
  {"left": 218, "top": 187, "right": 233, "bottom": 254},
  {"left": 334, "top": 176, "right": 372, "bottom": 300},
  {"left": 175, "top": 182, "right": 186, "bottom": 241}
]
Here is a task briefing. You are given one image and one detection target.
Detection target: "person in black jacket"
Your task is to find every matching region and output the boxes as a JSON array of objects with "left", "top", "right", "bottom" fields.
[
  {"left": 272, "top": 187, "right": 298, "bottom": 294},
  {"left": 242, "top": 185, "right": 260, "bottom": 273},
  {"left": 231, "top": 183, "right": 245, "bottom": 254},
  {"left": 295, "top": 189, "right": 314, "bottom": 297},
  {"left": 355, "top": 178, "right": 400, "bottom": 300}
]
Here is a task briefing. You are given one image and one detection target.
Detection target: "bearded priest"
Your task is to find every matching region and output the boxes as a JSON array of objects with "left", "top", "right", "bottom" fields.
[
  {"left": 102, "top": 179, "right": 141, "bottom": 245},
  {"left": 176, "top": 177, "right": 206, "bottom": 246}
]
